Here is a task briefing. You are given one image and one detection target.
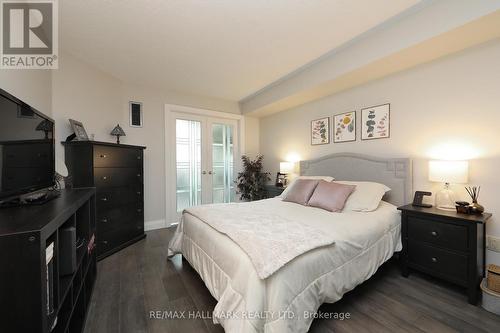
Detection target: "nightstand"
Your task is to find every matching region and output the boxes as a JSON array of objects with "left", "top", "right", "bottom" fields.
[
  {"left": 398, "top": 204, "right": 492, "bottom": 304},
  {"left": 264, "top": 184, "right": 285, "bottom": 198}
]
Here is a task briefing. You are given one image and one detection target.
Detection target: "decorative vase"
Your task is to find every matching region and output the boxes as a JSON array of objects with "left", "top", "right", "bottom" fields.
[{"left": 469, "top": 200, "right": 484, "bottom": 214}]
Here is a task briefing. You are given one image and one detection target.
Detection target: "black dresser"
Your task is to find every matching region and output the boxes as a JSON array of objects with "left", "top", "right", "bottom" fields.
[
  {"left": 63, "top": 141, "right": 146, "bottom": 260},
  {"left": 398, "top": 204, "right": 492, "bottom": 304}
]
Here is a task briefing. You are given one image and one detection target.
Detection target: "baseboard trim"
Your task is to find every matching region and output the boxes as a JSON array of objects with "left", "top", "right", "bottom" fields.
[{"left": 144, "top": 219, "right": 167, "bottom": 231}]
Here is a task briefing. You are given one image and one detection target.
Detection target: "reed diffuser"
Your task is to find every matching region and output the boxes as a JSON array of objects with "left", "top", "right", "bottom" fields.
[{"left": 465, "top": 186, "right": 484, "bottom": 214}]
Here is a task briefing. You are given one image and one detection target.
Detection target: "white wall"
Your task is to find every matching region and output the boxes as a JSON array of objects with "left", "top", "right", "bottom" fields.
[
  {"left": 52, "top": 52, "right": 241, "bottom": 228},
  {"left": 260, "top": 39, "right": 500, "bottom": 265},
  {"left": 0, "top": 70, "right": 52, "bottom": 116},
  {"left": 244, "top": 116, "right": 260, "bottom": 158}
]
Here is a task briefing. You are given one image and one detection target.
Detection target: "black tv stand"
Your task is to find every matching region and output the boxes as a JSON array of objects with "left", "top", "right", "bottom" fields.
[{"left": 0, "top": 188, "right": 97, "bottom": 333}]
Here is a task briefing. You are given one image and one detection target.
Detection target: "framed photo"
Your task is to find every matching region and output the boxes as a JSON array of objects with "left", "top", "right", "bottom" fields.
[
  {"left": 311, "top": 117, "right": 330, "bottom": 145},
  {"left": 361, "top": 103, "right": 390, "bottom": 140},
  {"left": 333, "top": 111, "right": 356, "bottom": 143},
  {"left": 69, "top": 119, "right": 89, "bottom": 141},
  {"left": 129, "top": 101, "right": 143, "bottom": 127}
]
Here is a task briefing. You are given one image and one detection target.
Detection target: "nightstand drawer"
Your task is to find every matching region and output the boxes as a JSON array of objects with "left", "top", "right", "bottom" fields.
[
  {"left": 408, "top": 240, "right": 468, "bottom": 284},
  {"left": 407, "top": 216, "right": 468, "bottom": 252}
]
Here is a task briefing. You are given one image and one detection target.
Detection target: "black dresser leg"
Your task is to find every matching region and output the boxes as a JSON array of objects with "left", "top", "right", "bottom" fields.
[
  {"left": 401, "top": 267, "right": 409, "bottom": 278},
  {"left": 467, "top": 285, "right": 479, "bottom": 305},
  {"left": 400, "top": 259, "right": 409, "bottom": 277}
]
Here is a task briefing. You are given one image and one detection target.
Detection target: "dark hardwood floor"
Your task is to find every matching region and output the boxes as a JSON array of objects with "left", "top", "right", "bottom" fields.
[{"left": 84, "top": 228, "right": 500, "bottom": 333}]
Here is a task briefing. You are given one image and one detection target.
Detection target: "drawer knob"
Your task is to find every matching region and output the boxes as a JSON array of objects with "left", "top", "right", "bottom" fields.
[
  {"left": 136, "top": 191, "right": 141, "bottom": 195},
  {"left": 102, "top": 240, "right": 108, "bottom": 245},
  {"left": 100, "top": 154, "right": 107, "bottom": 158},
  {"left": 137, "top": 173, "right": 141, "bottom": 177},
  {"left": 137, "top": 208, "right": 142, "bottom": 213},
  {"left": 431, "top": 257, "right": 438, "bottom": 263},
  {"left": 101, "top": 218, "right": 108, "bottom": 223},
  {"left": 431, "top": 231, "right": 438, "bottom": 237},
  {"left": 137, "top": 226, "right": 142, "bottom": 230},
  {"left": 101, "top": 197, "right": 108, "bottom": 202},
  {"left": 102, "top": 176, "right": 108, "bottom": 180},
  {"left": 137, "top": 156, "right": 141, "bottom": 160}
]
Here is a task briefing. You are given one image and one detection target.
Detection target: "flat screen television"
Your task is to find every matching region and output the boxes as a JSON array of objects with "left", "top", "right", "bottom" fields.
[{"left": 0, "top": 88, "right": 55, "bottom": 201}]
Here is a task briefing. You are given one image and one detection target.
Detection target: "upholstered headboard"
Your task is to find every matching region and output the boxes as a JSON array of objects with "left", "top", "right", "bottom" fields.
[{"left": 300, "top": 153, "right": 413, "bottom": 206}]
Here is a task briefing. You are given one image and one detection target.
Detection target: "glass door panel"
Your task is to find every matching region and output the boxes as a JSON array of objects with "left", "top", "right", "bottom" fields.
[
  {"left": 211, "top": 123, "right": 235, "bottom": 204},
  {"left": 172, "top": 113, "right": 238, "bottom": 223},
  {"left": 175, "top": 119, "right": 201, "bottom": 212}
]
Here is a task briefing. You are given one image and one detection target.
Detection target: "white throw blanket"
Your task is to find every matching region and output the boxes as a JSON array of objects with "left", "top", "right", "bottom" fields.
[{"left": 168, "top": 202, "right": 336, "bottom": 279}]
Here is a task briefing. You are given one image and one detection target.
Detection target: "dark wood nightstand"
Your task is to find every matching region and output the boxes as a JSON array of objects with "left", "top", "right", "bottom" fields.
[
  {"left": 264, "top": 184, "right": 285, "bottom": 198},
  {"left": 398, "top": 204, "right": 492, "bottom": 304}
]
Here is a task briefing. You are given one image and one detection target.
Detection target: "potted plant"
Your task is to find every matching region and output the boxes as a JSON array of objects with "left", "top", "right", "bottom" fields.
[{"left": 235, "top": 155, "right": 270, "bottom": 201}]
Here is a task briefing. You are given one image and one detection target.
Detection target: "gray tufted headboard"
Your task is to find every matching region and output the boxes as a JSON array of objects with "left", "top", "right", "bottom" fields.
[{"left": 300, "top": 153, "right": 413, "bottom": 207}]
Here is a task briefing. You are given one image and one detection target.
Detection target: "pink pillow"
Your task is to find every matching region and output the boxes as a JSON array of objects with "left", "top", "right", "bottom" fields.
[
  {"left": 282, "top": 179, "right": 319, "bottom": 206},
  {"left": 308, "top": 180, "right": 356, "bottom": 212}
]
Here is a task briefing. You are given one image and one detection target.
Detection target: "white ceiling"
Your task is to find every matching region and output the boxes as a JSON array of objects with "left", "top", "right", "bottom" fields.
[{"left": 60, "top": 0, "right": 420, "bottom": 101}]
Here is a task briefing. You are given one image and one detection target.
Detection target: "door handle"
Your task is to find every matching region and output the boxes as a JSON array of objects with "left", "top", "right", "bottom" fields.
[
  {"left": 208, "top": 171, "right": 214, "bottom": 175},
  {"left": 202, "top": 171, "right": 207, "bottom": 175}
]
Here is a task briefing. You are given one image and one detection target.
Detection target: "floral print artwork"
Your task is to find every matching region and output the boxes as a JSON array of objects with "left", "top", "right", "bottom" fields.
[
  {"left": 334, "top": 111, "right": 356, "bottom": 143},
  {"left": 361, "top": 104, "right": 390, "bottom": 140},
  {"left": 311, "top": 117, "right": 330, "bottom": 145}
]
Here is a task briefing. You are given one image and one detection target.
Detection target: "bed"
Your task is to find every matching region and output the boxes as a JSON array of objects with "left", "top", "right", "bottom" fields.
[{"left": 168, "top": 153, "right": 412, "bottom": 333}]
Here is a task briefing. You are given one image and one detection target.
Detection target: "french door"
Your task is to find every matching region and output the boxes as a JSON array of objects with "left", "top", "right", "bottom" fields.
[{"left": 171, "top": 112, "right": 238, "bottom": 221}]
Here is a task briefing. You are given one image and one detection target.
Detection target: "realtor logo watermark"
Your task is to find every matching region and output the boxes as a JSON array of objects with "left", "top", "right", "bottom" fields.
[{"left": 1, "top": 0, "right": 58, "bottom": 69}]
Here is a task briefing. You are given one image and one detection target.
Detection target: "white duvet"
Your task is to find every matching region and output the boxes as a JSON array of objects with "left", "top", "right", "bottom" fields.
[
  {"left": 170, "top": 201, "right": 336, "bottom": 279},
  {"left": 168, "top": 198, "right": 401, "bottom": 333}
]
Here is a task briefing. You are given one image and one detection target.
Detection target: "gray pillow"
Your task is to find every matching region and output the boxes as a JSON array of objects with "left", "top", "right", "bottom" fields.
[
  {"left": 308, "top": 180, "right": 356, "bottom": 212},
  {"left": 282, "top": 179, "right": 319, "bottom": 206}
]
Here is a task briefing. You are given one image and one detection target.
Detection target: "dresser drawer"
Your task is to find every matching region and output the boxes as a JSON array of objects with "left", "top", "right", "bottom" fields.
[
  {"left": 97, "top": 205, "right": 143, "bottom": 233},
  {"left": 98, "top": 222, "right": 144, "bottom": 255},
  {"left": 94, "top": 146, "right": 143, "bottom": 168},
  {"left": 407, "top": 216, "right": 468, "bottom": 252},
  {"left": 408, "top": 240, "right": 468, "bottom": 284},
  {"left": 96, "top": 187, "right": 143, "bottom": 209},
  {"left": 94, "top": 168, "right": 143, "bottom": 188}
]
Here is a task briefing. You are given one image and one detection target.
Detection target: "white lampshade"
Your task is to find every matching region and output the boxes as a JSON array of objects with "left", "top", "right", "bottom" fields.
[
  {"left": 280, "top": 162, "right": 294, "bottom": 174},
  {"left": 429, "top": 160, "right": 468, "bottom": 184}
]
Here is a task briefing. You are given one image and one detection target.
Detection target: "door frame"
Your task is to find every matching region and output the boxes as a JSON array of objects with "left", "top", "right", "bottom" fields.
[{"left": 165, "top": 104, "right": 245, "bottom": 226}]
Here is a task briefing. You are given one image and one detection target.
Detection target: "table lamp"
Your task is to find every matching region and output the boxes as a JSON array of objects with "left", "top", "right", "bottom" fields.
[
  {"left": 429, "top": 160, "right": 469, "bottom": 210},
  {"left": 110, "top": 124, "right": 126, "bottom": 144},
  {"left": 276, "top": 162, "right": 294, "bottom": 187}
]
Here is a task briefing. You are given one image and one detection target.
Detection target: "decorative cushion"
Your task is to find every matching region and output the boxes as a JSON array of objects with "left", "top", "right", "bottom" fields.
[
  {"left": 282, "top": 179, "right": 319, "bottom": 206},
  {"left": 335, "top": 181, "right": 391, "bottom": 212},
  {"left": 279, "top": 176, "right": 334, "bottom": 198},
  {"left": 308, "top": 180, "right": 356, "bottom": 212}
]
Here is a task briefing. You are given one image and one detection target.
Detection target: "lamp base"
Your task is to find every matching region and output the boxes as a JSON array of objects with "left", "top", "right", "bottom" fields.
[{"left": 435, "top": 183, "right": 456, "bottom": 211}]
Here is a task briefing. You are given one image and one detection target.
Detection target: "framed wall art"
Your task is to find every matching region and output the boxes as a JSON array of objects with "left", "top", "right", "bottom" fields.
[
  {"left": 129, "top": 101, "right": 143, "bottom": 127},
  {"left": 361, "top": 103, "right": 390, "bottom": 140},
  {"left": 333, "top": 111, "right": 356, "bottom": 143},
  {"left": 311, "top": 117, "right": 330, "bottom": 145}
]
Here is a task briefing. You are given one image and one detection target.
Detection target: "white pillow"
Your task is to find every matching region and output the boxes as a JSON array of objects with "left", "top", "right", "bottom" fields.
[
  {"left": 279, "top": 176, "right": 335, "bottom": 198},
  {"left": 334, "top": 181, "right": 391, "bottom": 212}
]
